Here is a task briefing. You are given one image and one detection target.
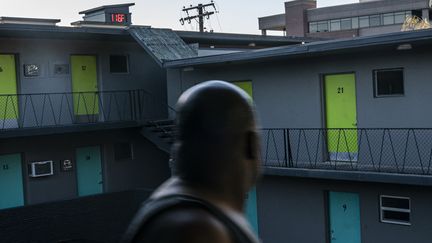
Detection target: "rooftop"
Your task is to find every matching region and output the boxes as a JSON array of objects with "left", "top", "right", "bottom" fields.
[
  {"left": 175, "top": 30, "right": 318, "bottom": 46},
  {"left": 0, "top": 17, "right": 60, "bottom": 26},
  {"left": 164, "top": 29, "right": 432, "bottom": 68},
  {"left": 79, "top": 3, "right": 135, "bottom": 15}
]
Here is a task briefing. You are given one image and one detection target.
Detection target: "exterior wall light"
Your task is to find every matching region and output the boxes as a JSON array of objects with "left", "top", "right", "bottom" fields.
[{"left": 397, "top": 43, "right": 412, "bottom": 50}]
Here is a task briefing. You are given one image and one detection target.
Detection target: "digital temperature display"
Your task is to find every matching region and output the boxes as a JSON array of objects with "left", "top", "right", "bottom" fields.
[{"left": 111, "top": 13, "right": 127, "bottom": 24}]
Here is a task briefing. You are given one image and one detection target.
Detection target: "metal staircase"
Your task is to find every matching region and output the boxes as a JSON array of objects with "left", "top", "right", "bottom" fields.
[{"left": 140, "top": 119, "right": 177, "bottom": 153}]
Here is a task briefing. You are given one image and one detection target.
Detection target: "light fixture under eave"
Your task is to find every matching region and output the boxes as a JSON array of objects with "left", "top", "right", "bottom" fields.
[
  {"left": 183, "top": 67, "right": 194, "bottom": 72},
  {"left": 397, "top": 44, "right": 412, "bottom": 50}
]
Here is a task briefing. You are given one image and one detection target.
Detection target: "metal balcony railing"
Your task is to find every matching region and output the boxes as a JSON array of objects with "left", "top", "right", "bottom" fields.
[
  {"left": 262, "top": 128, "right": 432, "bottom": 175},
  {"left": 0, "top": 90, "right": 174, "bottom": 130}
]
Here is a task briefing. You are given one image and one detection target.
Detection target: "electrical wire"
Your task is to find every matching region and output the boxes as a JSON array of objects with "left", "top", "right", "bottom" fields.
[
  {"left": 208, "top": 17, "right": 214, "bottom": 32},
  {"left": 213, "top": 1, "right": 223, "bottom": 32}
]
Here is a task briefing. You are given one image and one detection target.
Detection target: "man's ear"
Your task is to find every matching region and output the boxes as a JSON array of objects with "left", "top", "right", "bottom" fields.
[{"left": 245, "top": 131, "right": 258, "bottom": 160}]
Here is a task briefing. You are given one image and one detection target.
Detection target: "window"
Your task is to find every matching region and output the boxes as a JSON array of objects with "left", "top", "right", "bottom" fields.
[
  {"left": 369, "top": 15, "right": 381, "bottom": 26},
  {"left": 317, "top": 21, "right": 329, "bottom": 32},
  {"left": 330, "top": 19, "right": 341, "bottom": 31},
  {"left": 395, "top": 11, "right": 409, "bottom": 24},
  {"left": 309, "top": 22, "right": 318, "bottom": 33},
  {"left": 341, "top": 18, "right": 352, "bottom": 30},
  {"left": 374, "top": 68, "right": 404, "bottom": 97},
  {"left": 110, "top": 55, "right": 129, "bottom": 73},
  {"left": 383, "top": 13, "right": 395, "bottom": 25},
  {"left": 114, "top": 142, "right": 133, "bottom": 161},
  {"left": 351, "top": 17, "right": 359, "bottom": 29},
  {"left": 380, "top": 195, "right": 411, "bottom": 225},
  {"left": 359, "top": 16, "right": 369, "bottom": 28}
]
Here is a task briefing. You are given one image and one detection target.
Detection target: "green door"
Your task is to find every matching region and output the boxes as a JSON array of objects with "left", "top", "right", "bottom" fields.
[
  {"left": 71, "top": 55, "right": 99, "bottom": 116},
  {"left": 0, "top": 154, "right": 24, "bottom": 209},
  {"left": 76, "top": 146, "right": 103, "bottom": 196},
  {"left": 0, "top": 54, "right": 19, "bottom": 128},
  {"left": 233, "top": 81, "right": 259, "bottom": 233},
  {"left": 324, "top": 74, "right": 358, "bottom": 161},
  {"left": 329, "top": 192, "right": 361, "bottom": 243}
]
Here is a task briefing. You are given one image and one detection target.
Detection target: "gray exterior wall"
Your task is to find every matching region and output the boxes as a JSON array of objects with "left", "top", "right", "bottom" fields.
[
  {"left": 307, "top": 28, "right": 359, "bottom": 38},
  {"left": 0, "top": 37, "right": 167, "bottom": 127},
  {"left": 167, "top": 46, "right": 432, "bottom": 168},
  {"left": 307, "top": 25, "right": 402, "bottom": 39},
  {"left": 359, "top": 24, "right": 405, "bottom": 36},
  {"left": 258, "top": 14, "right": 286, "bottom": 31},
  {"left": 0, "top": 128, "right": 170, "bottom": 205},
  {"left": 167, "top": 47, "right": 432, "bottom": 241},
  {"left": 0, "top": 38, "right": 165, "bottom": 95},
  {"left": 83, "top": 12, "right": 106, "bottom": 22},
  {"left": 285, "top": 0, "right": 316, "bottom": 37},
  {"left": 167, "top": 48, "right": 432, "bottom": 128},
  {"left": 257, "top": 175, "right": 432, "bottom": 243}
]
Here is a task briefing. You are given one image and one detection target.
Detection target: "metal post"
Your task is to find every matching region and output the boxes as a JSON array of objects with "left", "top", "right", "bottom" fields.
[
  {"left": 129, "top": 90, "right": 134, "bottom": 121},
  {"left": 139, "top": 90, "right": 143, "bottom": 120},
  {"left": 198, "top": 4, "right": 204, "bottom": 33},
  {"left": 179, "top": 2, "right": 216, "bottom": 33},
  {"left": 287, "top": 129, "right": 294, "bottom": 167},
  {"left": 283, "top": 129, "right": 288, "bottom": 168}
]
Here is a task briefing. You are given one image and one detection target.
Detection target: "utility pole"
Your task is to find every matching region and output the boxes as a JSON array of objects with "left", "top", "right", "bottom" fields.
[{"left": 180, "top": 2, "right": 217, "bottom": 32}]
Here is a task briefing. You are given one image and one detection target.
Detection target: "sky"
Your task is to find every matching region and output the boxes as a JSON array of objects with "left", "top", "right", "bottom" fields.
[{"left": 0, "top": 0, "right": 358, "bottom": 34}]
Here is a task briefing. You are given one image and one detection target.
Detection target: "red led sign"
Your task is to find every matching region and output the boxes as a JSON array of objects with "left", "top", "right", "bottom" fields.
[{"left": 111, "top": 13, "right": 126, "bottom": 24}]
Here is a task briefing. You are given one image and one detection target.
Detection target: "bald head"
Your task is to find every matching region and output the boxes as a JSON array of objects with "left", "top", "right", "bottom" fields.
[{"left": 173, "top": 81, "right": 260, "bottom": 191}]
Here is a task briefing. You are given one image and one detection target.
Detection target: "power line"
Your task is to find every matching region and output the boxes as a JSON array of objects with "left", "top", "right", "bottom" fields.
[{"left": 213, "top": 1, "right": 223, "bottom": 32}]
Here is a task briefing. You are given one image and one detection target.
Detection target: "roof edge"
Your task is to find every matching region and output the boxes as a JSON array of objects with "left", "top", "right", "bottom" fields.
[
  {"left": 79, "top": 3, "right": 135, "bottom": 15},
  {"left": 264, "top": 167, "right": 432, "bottom": 187},
  {"left": 164, "top": 29, "right": 432, "bottom": 68}
]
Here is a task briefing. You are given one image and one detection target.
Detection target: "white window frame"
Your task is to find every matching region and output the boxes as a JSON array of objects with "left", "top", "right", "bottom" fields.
[{"left": 380, "top": 195, "right": 411, "bottom": 226}]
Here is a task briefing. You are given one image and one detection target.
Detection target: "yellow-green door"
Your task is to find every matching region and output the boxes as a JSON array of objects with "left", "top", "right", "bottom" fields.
[
  {"left": 233, "top": 81, "right": 259, "bottom": 233},
  {"left": 324, "top": 74, "right": 358, "bottom": 161},
  {"left": 0, "top": 54, "right": 19, "bottom": 129},
  {"left": 233, "top": 81, "right": 253, "bottom": 99},
  {"left": 71, "top": 55, "right": 99, "bottom": 116}
]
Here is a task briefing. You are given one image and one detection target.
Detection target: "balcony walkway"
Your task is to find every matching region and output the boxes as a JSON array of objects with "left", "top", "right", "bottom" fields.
[
  {"left": 262, "top": 128, "right": 432, "bottom": 177},
  {"left": 0, "top": 90, "right": 173, "bottom": 136},
  {"left": 3, "top": 92, "right": 432, "bottom": 179}
]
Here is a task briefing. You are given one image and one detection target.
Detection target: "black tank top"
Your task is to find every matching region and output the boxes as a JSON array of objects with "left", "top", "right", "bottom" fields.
[{"left": 122, "top": 194, "right": 260, "bottom": 243}]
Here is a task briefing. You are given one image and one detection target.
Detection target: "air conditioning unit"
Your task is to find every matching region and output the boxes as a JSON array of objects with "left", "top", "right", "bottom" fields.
[{"left": 29, "top": 161, "right": 54, "bottom": 177}]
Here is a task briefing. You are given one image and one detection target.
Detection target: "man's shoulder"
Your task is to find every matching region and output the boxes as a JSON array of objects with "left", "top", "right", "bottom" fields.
[{"left": 137, "top": 206, "right": 233, "bottom": 243}]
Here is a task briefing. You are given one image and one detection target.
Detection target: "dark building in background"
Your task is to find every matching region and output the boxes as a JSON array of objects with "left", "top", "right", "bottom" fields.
[{"left": 259, "top": 0, "right": 432, "bottom": 38}]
